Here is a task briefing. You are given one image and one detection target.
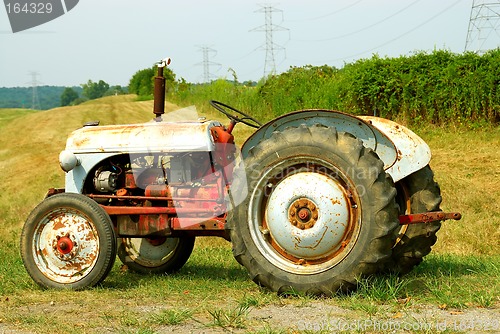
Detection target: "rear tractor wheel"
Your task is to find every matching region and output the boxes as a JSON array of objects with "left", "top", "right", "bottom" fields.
[
  {"left": 387, "top": 166, "right": 442, "bottom": 274},
  {"left": 229, "top": 124, "right": 400, "bottom": 295}
]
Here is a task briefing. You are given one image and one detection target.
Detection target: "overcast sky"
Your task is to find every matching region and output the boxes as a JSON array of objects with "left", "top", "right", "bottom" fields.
[{"left": 0, "top": 0, "right": 497, "bottom": 88}]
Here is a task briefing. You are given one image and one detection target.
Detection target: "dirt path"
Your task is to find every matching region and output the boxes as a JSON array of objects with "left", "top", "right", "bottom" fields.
[
  {"left": 161, "top": 302, "right": 499, "bottom": 333},
  {"left": 3, "top": 300, "right": 497, "bottom": 333}
]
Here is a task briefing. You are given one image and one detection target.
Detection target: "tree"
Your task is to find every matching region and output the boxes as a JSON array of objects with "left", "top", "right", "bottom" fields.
[
  {"left": 128, "top": 68, "right": 155, "bottom": 96},
  {"left": 82, "top": 80, "right": 110, "bottom": 100},
  {"left": 128, "top": 66, "right": 176, "bottom": 97},
  {"left": 60, "top": 87, "right": 79, "bottom": 106}
]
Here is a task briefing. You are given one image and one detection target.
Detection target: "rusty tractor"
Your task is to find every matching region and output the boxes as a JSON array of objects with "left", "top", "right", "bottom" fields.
[{"left": 20, "top": 58, "right": 461, "bottom": 295}]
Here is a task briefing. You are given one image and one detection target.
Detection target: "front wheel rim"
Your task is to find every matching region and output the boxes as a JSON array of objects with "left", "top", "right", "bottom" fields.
[
  {"left": 248, "top": 157, "right": 361, "bottom": 275},
  {"left": 32, "top": 208, "right": 100, "bottom": 284}
]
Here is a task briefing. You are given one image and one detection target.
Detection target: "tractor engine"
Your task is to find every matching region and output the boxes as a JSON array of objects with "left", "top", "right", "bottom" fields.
[{"left": 87, "top": 148, "right": 232, "bottom": 238}]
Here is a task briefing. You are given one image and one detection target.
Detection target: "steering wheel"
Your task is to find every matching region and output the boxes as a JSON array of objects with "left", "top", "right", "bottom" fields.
[{"left": 210, "top": 100, "right": 262, "bottom": 129}]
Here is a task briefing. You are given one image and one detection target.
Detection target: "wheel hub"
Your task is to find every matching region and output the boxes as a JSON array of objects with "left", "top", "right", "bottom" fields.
[
  {"left": 56, "top": 236, "right": 73, "bottom": 254},
  {"left": 52, "top": 232, "right": 80, "bottom": 260},
  {"left": 265, "top": 172, "right": 353, "bottom": 261},
  {"left": 288, "top": 199, "right": 318, "bottom": 230}
]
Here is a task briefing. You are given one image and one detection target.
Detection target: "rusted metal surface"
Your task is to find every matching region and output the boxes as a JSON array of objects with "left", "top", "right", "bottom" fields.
[
  {"left": 116, "top": 214, "right": 226, "bottom": 237},
  {"left": 360, "top": 116, "right": 432, "bottom": 182},
  {"left": 101, "top": 205, "right": 218, "bottom": 216},
  {"left": 399, "top": 212, "right": 462, "bottom": 225},
  {"left": 145, "top": 184, "right": 172, "bottom": 198},
  {"left": 288, "top": 198, "right": 318, "bottom": 230},
  {"left": 116, "top": 214, "right": 171, "bottom": 237},
  {"left": 89, "top": 194, "right": 218, "bottom": 202},
  {"left": 32, "top": 208, "right": 100, "bottom": 284},
  {"left": 170, "top": 217, "right": 226, "bottom": 230}
]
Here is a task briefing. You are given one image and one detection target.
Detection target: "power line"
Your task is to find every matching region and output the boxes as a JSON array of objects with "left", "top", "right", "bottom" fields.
[
  {"left": 195, "top": 45, "right": 221, "bottom": 83},
  {"left": 287, "top": 0, "right": 365, "bottom": 22},
  {"left": 310, "top": 0, "right": 463, "bottom": 64},
  {"left": 292, "top": 0, "right": 423, "bottom": 43},
  {"left": 465, "top": 0, "right": 500, "bottom": 52},
  {"left": 251, "top": 5, "right": 289, "bottom": 77},
  {"left": 28, "top": 71, "right": 41, "bottom": 110}
]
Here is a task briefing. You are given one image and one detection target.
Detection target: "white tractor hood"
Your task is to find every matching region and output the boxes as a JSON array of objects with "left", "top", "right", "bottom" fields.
[{"left": 64, "top": 120, "right": 221, "bottom": 154}]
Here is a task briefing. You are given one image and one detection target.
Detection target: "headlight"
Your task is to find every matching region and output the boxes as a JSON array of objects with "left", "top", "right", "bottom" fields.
[{"left": 59, "top": 150, "right": 80, "bottom": 172}]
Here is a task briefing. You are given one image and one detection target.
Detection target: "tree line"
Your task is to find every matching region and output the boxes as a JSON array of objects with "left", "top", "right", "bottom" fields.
[{"left": 60, "top": 80, "right": 126, "bottom": 107}]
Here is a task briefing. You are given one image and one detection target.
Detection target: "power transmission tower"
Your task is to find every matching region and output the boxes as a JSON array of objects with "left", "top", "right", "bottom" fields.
[
  {"left": 251, "top": 5, "right": 288, "bottom": 77},
  {"left": 196, "top": 46, "right": 221, "bottom": 83},
  {"left": 465, "top": 0, "right": 500, "bottom": 53},
  {"left": 28, "top": 71, "right": 42, "bottom": 110}
]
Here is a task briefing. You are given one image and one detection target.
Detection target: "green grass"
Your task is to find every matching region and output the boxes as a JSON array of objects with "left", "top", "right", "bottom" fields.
[{"left": 0, "top": 96, "right": 498, "bottom": 333}]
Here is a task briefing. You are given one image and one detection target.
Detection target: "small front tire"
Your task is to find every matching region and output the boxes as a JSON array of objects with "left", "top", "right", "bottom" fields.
[{"left": 20, "top": 193, "right": 117, "bottom": 290}]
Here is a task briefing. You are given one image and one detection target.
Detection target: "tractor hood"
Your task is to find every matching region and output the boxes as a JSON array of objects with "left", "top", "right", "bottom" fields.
[{"left": 64, "top": 120, "right": 222, "bottom": 154}]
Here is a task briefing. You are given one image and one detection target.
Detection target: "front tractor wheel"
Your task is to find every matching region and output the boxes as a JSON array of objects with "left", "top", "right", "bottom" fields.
[
  {"left": 229, "top": 125, "right": 399, "bottom": 295},
  {"left": 20, "top": 193, "right": 117, "bottom": 290}
]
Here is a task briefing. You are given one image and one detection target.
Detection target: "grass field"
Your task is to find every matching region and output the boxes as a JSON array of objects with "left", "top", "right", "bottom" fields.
[{"left": 0, "top": 95, "right": 498, "bottom": 333}]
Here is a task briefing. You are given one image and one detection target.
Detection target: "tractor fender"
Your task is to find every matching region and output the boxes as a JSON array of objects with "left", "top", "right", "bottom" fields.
[{"left": 241, "top": 110, "right": 430, "bottom": 182}]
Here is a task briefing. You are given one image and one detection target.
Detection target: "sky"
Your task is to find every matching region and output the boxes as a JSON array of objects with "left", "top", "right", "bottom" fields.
[{"left": 0, "top": 0, "right": 497, "bottom": 88}]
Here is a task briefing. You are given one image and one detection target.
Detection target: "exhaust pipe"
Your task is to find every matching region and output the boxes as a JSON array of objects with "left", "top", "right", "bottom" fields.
[{"left": 153, "top": 57, "right": 171, "bottom": 122}]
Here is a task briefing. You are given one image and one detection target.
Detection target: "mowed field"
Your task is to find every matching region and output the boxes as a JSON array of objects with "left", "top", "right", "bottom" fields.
[{"left": 0, "top": 95, "right": 498, "bottom": 333}]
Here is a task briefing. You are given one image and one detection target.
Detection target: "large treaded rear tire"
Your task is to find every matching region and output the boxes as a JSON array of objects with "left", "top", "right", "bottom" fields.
[
  {"left": 388, "top": 166, "right": 442, "bottom": 274},
  {"left": 228, "top": 124, "right": 399, "bottom": 295}
]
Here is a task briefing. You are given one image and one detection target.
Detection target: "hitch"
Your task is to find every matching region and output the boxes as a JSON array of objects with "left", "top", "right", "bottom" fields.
[{"left": 399, "top": 212, "right": 462, "bottom": 225}]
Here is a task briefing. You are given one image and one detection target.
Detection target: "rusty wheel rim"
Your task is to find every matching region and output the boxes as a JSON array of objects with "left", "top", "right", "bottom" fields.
[
  {"left": 248, "top": 157, "right": 361, "bottom": 275},
  {"left": 32, "top": 208, "right": 100, "bottom": 284}
]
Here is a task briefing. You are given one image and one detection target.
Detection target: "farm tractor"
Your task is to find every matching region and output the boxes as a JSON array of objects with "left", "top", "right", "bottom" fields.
[{"left": 20, "top": 58, "right": 461, "bottom": 295}]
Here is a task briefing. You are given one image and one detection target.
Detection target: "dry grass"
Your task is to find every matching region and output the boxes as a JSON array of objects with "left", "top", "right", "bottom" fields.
[{"left": 416, "top": 126, "right": 500, "bottom": 255}]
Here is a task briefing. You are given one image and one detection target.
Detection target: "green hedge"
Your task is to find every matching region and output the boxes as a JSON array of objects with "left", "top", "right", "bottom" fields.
[{"left": 165, "top": 49, "right": 500, "bottom": 125}]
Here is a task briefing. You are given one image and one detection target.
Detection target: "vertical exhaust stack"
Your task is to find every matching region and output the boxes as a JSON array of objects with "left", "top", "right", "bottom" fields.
[{"left": 153, "top": 57, "right": 171, "bottom": 122}]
